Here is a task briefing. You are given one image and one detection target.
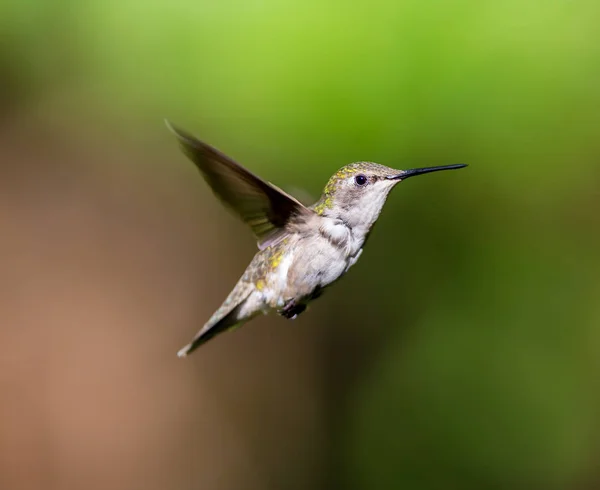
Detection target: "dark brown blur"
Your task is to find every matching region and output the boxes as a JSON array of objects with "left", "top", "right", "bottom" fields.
[
  {"left": 0, "top": 113, "right": 332, "bottom": 490},
  {"left": 2, "top": 1, "right": 600, "bottom": 489}
]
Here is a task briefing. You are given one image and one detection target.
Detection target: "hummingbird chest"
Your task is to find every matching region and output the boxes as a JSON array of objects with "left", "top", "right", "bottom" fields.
[{"left": 251, "top": 225, "right": 363, "bottom": 309}]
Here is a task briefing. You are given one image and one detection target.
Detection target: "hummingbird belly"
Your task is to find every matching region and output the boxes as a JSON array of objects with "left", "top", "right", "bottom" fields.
[{"left": 256, "top": 233, "right": 358, "bottom": 311}]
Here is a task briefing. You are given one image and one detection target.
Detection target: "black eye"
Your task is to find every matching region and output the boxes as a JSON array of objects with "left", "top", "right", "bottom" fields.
[{"left": 354, "top": 174, "right": 368, "bottom": 186}]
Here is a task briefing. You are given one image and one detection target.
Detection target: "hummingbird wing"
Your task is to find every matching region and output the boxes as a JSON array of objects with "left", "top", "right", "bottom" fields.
[{"left": 166, "top": 121, "right": 312, "bottom": 250}]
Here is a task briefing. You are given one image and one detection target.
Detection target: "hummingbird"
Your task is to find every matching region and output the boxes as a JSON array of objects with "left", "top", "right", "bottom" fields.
[{"left": 166, "top": 121, "right": 467, "bottom": 357}]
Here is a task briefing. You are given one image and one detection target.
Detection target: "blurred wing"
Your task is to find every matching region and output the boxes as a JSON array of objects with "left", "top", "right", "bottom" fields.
[{"left": 166, "top": 121, "right": 312, "bottom": 249}]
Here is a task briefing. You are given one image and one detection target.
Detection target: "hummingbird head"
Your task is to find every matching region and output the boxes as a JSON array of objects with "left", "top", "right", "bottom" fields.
[{"left": 312, "top": 162, "right": 467, "bottom": 234}]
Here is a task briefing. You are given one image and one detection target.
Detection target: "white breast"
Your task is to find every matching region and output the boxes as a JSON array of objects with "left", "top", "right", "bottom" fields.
[
  {"left": 259, "top": 218, "right": 366, "bottom": 308},
  {"left": 319, "top": 218, "right": 363, "bottom": 257}
]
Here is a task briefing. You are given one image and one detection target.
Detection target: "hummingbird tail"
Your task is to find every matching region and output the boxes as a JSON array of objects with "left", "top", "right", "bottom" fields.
[{"left": 177, "top": 305, "right": 245, "bottom": 358}]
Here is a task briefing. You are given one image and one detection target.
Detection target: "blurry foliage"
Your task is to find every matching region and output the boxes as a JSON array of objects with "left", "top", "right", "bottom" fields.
[{"left": 2, "top": 0, "right": 600, "bottom": 488}]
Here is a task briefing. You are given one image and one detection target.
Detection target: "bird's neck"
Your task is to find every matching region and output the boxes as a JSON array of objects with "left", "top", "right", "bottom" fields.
[{"left": 315, "top": 215, "right": 367, "bottom": 258}]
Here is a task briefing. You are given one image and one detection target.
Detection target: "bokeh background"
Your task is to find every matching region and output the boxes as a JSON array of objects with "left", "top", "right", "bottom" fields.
[{"left": 2, "top": 1, "right": 600, "bottom": 489}]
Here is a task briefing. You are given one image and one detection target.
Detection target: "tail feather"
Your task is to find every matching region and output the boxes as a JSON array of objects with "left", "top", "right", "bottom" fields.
[
  {"left": 178, "top": 276, "right": 256, "bottom": 357},
  {"left": 177, "top": 306, "right": 244, "bottom": 358}
]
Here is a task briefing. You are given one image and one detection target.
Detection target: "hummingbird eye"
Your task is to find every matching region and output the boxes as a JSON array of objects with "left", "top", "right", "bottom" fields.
[{"left": 354, "top": 174, "right": 368, "bottom": 186}]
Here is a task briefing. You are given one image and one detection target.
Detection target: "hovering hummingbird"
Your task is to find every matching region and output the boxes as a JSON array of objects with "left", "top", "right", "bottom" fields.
[{"left": 166, "top": 121, "right": 467, "bottom": 357}]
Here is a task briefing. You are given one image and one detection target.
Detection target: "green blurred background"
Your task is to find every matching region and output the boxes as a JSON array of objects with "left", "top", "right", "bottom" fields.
[{"left": 1, "top": 1, "right": 600, "bottom": 489}]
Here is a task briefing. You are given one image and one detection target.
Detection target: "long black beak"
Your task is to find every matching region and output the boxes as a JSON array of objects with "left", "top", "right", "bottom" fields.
[{"left": 386, "top": 164, "right": 467, "bottom": 180}]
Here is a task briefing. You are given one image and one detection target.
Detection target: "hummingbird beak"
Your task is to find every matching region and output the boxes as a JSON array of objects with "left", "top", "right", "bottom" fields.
[{"left": 386, "top": 164, "right": 468, "bottom": 181}]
